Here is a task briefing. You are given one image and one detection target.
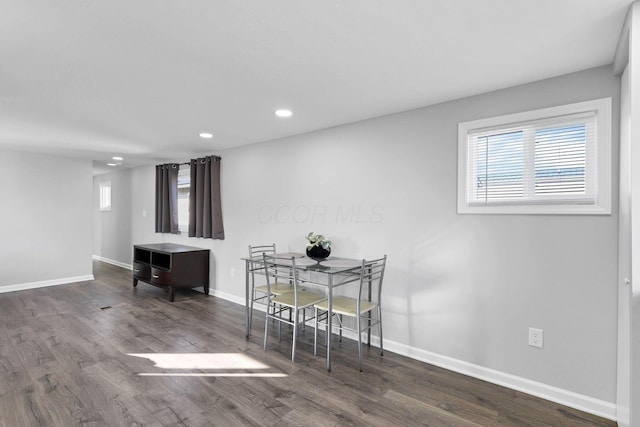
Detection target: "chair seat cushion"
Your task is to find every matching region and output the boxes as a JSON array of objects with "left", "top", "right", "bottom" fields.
[
  {"left": 254, "top": 282, "right": 294, "bottom": 295},
  {"left": 272, "top": 291, "right": 326, "bottom": 308},
  {"left": 314, "top": 296, "right": 377, "bottom": 316}
]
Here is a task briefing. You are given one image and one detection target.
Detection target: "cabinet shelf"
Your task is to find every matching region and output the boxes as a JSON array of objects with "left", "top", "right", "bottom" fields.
[
  {"left": 151, "top": 252, "right": 171, "bottom": 269},
  {"left": 133, "top": 248, "right": 151, "bottom": 264}
]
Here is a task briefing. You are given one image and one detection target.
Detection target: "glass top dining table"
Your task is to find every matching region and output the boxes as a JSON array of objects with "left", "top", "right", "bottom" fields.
[{"left": 241, "top": 252, "right": 364, "bottom": 371}]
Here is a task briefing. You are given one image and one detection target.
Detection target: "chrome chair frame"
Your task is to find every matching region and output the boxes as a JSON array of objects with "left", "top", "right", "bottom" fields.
[
  {"left": 247, "top": 244, "right": 294, "bottom": 334},
  {"left": 314, "top": 255, "right": 387, "bottom": 371},
  {"left": 263, "top": 254, "right": 326, "bottom": 362}
]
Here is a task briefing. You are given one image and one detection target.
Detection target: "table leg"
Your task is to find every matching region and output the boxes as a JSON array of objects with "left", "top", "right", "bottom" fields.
[
  {"left": 245, "top": 260, "right": 251, "bottom": 339},
  {"left": 326, "top": 274, "right": 333, "bottom": 372}
]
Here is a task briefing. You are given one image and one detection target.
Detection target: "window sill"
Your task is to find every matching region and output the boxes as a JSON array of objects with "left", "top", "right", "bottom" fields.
[{"left": 457, "top": 202, "right": 611, "bottom": 215}]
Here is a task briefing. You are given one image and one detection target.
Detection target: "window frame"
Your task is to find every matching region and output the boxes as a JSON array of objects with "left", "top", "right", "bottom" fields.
[
  {"left": 99, "top": 180, "right": 112, "bottom": 212},
  {"left": 457, "top": 98, "right": 612, "bottom": 215}
]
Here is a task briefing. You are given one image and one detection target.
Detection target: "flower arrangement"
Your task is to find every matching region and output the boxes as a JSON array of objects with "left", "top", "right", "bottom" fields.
[{"left": 306, "top": 232, "right": 331, "bottom": 250}]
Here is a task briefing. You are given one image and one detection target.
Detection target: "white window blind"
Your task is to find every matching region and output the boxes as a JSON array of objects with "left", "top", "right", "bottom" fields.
[
  {"left": 458, "top": 98, "right": 611, "bottom": 215},
  {"left": 468, "top": 113, "right": 595, "bottom": 205}
]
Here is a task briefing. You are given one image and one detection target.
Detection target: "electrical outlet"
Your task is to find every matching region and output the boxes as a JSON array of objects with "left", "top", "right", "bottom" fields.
[
  {"left": 528, "top": 327, "right": 544, "bottom": 348},
  {"left": 230, "top": 267, "right": 235, "bottom": 278}
]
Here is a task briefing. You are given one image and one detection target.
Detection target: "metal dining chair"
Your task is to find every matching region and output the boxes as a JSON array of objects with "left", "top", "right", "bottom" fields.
[
  {"left": 263, "top": 254, "right": 327, "bottom": 362},
  {"left": 313, "top": 255, "right": 387, "bottom": 371},
  {"left": 247, "top": 244, "right": 294, "bottom": 334}
]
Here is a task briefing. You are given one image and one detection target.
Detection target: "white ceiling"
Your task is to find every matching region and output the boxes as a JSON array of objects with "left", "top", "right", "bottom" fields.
[{"left": 0, "top": 0, "right": 632, "bottom": 174}]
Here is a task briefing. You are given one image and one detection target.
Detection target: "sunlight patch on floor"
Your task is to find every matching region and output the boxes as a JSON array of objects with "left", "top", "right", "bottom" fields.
[
  {"left": 128, "top": 352, "right": 288, "bottom": 378},
  {"left": 138, "top": 372, "right": 288, "bottom": 377}
]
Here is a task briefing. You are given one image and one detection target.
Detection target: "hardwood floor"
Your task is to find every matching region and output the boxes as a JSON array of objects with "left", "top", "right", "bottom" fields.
[{"left": 0, "top": 261, "right": 616, "bottom": 426}]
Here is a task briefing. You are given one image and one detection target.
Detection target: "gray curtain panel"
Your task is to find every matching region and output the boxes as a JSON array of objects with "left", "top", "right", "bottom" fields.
[
  {"left": 155, "top": 163, "right": 179, "bottom": 234},
  {"left": 189, "top": 156, "right": 225, "bottom": 239}
]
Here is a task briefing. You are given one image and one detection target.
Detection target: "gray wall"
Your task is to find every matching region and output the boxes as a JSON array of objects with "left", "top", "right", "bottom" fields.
[
  {"left": 93, "top": 169, "right": 132, "bottom": 265},
  {"left": 123, "top": 66, "right": 619, "bottom": 407},
  {"left": 0, "top": 149, "right": 93, "bottom": 286}
]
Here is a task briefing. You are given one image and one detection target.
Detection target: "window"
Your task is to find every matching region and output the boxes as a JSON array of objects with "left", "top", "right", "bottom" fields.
[
  {"left": 457, "top": 98, "right": 611, "bottom": 214},
  {"left": 177, "top": 165, "right": 190, "bottom": 232},
  {"left": 99, "top": 181, "right": 111, "bottom": 211}
]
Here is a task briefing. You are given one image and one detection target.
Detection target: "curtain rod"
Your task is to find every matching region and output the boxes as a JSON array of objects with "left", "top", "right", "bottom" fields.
[{"left": 158, "top": 156, "right": 221, "bottom": 167}]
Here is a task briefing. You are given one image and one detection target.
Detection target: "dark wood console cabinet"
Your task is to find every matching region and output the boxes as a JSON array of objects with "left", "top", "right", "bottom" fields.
[{"left": 133, "top": 243, "right": 210, "bottom": 302}]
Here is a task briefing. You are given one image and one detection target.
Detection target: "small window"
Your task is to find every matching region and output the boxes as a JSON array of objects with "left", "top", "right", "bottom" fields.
[
  {"left": 457, "top": 98, "right": 611, "bottom": 214},
  {"left": 177, "top": 165, "right": 190, "bottom": 232},
  {"left": 99, "top": 181, "right": 111, "bottom": 212}
]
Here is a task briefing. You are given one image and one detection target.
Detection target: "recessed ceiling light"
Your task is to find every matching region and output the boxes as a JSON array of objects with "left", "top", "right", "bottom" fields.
[
  {"left": 107, "top": 163, "right": 117, "bottom": 167},
  {"left": 112, "top": 156, "right": 123, "bottom": 161},
  {"left": 275, "top": 109, "right": 292, "bottom": 118},
  {"left": 199, "top": 132, "right": 213, "bottom": 139}
]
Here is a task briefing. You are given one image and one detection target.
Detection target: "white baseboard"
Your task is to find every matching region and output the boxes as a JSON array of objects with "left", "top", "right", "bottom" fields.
[
  {"left": 0, "top": 275, "right": 95, "bottom": 294},
  {"left": 209, "top": 288, "right": 246, "bottom": 305},
  {"left": 383, "top": 340, "right": 616, "bottom": 421},
  {"left": 92, "top": 255, "right": 132, "bottom": 270},
  {"left": 211, "top": 291, "right": 616, "bottom": 422}
]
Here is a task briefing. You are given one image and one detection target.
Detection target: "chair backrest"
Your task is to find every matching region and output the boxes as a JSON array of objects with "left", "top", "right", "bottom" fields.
[
  {"left": 357, "top": 255, "right": 387, "bottom": 310},
  {"left": 262, "top": 254, "right": 302, "bottom": 305},
  {"left": 248, "top": 244, "right": 276, "bottom": 274},
  {"left": 249, "top": 244, "right": 276, "bottom": 260}
]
